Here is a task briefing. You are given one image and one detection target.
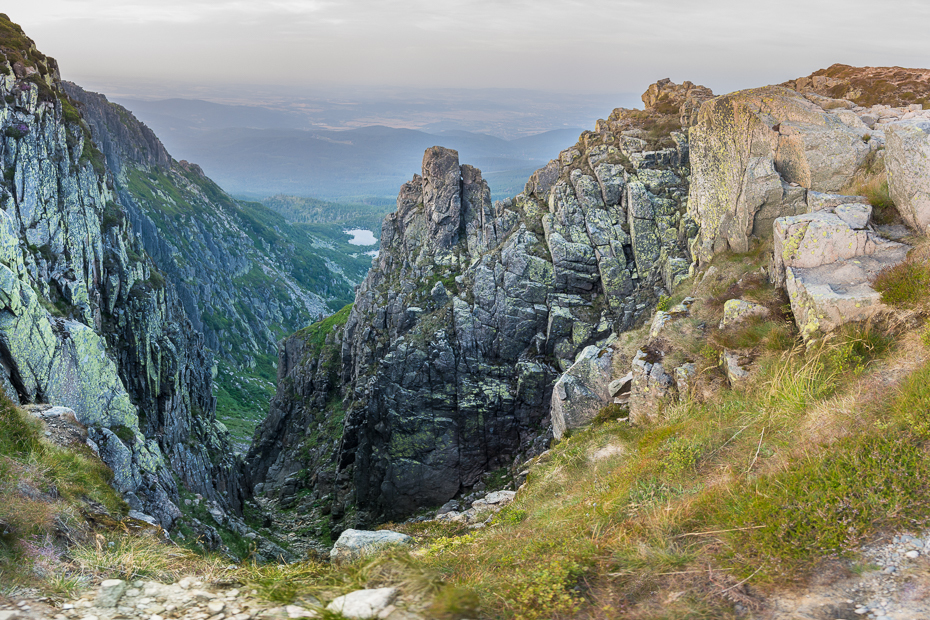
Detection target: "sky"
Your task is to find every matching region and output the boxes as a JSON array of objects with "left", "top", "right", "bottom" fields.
[{"left": 10, "top": 1, "right": 930, "bottom": 101}]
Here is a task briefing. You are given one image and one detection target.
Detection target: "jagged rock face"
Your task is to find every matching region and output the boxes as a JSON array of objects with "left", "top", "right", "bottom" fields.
[
  {"left": 250, "top": 81, "right": 709, "bottom": 525},
  {"left": 688, "top": 86, "right": 873, "bottom": 262},
  {"left": 0, "top": 22, "right": 241, "bottom": 526},
  {"left": 62, "top": 83, "right": 334, "bottom": 369}
]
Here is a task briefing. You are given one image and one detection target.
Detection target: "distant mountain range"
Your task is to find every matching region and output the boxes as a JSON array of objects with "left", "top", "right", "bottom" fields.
[{"left": 116, "top": 97, "right": 594, "bottom": 201}]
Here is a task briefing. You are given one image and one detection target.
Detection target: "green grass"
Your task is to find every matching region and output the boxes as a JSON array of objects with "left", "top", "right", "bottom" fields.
[
  {"left": 709, "top": 431, "right": 930, "bottom": 581},
  {"left": 214, "top": 356, "right": 277, "bottom": 449},
  {"left": 0, "top": 395, "right": 129, "bottom": 591},
  {"left": 874, "top": 248, "right": 930, "bottom": 308},
  {"left": 295, "top": 304, "right": 353, "bottom": 353}
]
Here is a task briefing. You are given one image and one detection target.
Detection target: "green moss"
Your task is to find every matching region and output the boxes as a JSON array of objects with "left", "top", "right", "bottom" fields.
[
  {"left": 295, "top": 304, "right": 352, "bottom": 353},
  {"left": 101, "top": 201, "right": 124, "bottom": 229},
  {"left": 60, "top": 98, "right": 81, "bottom": 125}
]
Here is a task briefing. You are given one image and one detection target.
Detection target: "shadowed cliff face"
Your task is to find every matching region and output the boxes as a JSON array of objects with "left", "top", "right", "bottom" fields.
[{"left": 249, "top": 78, "right": 712, "bottom": 528}]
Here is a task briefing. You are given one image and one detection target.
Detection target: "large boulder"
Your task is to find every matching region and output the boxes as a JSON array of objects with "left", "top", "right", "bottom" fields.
[
  {"left": 772, "top": 208, "right": 909, "bottom": 339},
  {"left": 330, "top": 529, "right": 413, "bottom": 563},
  {"left": 886, "top": 119, "right": 930, "bottom": 234},
  {"left": 550, "top": 344, "right": 615, "bottom": 440},
  {"left": 629, "top": 349, "right": 675, "bottom": 425},
  {"left": 689, "top": 87, "right": 871, "bottom": 261}
]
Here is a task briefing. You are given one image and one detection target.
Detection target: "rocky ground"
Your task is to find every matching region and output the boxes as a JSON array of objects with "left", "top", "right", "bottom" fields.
[
  {"left": 0, "top": 576, "right": 429, "bottom": 620},
  {"left": 764, "top": 533, "right": 930, "bottom": 619}
]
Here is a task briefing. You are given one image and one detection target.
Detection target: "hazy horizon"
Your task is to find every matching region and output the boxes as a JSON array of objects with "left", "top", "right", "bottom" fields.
[{"left": 13, "top": 1, "right": 930, "bottom": 104}]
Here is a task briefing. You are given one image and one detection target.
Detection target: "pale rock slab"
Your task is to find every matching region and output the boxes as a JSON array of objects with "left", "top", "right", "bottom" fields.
[
  {"left": 772, "top": 209, "right": 908, "bottom": 339},
  {"left": 327, "top": 588, "right": 398, "bottom": 619},
  {"left": 785, "top": 256, "right": 906, "bottom": 340},
  {"left": 886, "top": 119, "right": 930, "bottom": 234}
]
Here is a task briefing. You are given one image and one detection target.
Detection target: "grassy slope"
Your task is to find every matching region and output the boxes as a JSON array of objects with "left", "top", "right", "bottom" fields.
[{"left": 9, "top": 210, "right": 930, "bottom": 620}]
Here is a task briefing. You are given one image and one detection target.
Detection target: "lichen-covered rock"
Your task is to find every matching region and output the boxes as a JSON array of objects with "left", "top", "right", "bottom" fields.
[
  {"left": 721, "top": 350, "right": 750, "bottom": 386},
  {"left": 785, "top": 257, "right": 905, "bottom": 340},
  {"left": 674, "top": 363, "right": 696, "bottom": 401},
  {"left": 772, "top": 209, "right": 886, "bottom": 288},
  {"left": 330, "top": 530, "right": 413, "bottom": 563},
  {"left": 0, "top": 21, "right": 242, "bottom": 527},
  {"left": 550, "top": 343, "right": 615, "bottom": 440},
  {"left": 886, "top": 119, "right": 930, "bottom": 234},
  {"left": 720, "top": 299, "right": 770, "bottom": 328},
  {"left": 629, "top": 350, "right": 675, "bottom": 425},
  {"left": 689, "top": 87, "right": 871, "bottom": 262}
]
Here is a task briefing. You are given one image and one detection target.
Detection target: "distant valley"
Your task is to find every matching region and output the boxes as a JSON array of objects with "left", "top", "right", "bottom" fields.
[{"left": 114, "top": 93, "right": 628, "bottom": 201}]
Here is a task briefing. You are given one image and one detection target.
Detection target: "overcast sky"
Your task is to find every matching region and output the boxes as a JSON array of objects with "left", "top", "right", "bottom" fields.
[{"left": 10, "top": 1, "right": 930, "bottom": 100}]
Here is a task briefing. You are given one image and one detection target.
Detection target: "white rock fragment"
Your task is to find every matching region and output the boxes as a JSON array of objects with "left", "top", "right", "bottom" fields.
[
  {"left": 327, "top": 588, "right": 397, "bottom": 619},
  {"left": 285, "top": 604, "right": 318, "bottom": 618},
  {"left": 96, "top": 579, "right": 128, "bottom": 608}
]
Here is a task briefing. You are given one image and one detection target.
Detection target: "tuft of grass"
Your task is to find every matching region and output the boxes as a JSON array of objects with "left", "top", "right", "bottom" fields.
[
  {"left": 71, "top": 532, "right": 228, "bottom": 582},
  {"left": 874, "top": 248, "right": 930, "bottom": 309},
  {"left": 234, "top": 550, "right": 445, "bottom": 607},
  {"left": 428, "top": 586, "right": 480, "bottom": 620},
  {"left": 713, "top": 314, "right": 795, "bottom": 351},
  {"left": 891, "top": 357, "right": 930, "bottom": 438},
  {"left": 843, "top": 170, "right": 899, "bottom": 225}
]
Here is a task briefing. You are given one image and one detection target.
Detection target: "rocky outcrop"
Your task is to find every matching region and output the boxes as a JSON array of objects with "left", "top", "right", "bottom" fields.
[
  {"left": 886, "top": 119, "right": 930, "bottom": 234},
  {"left": 249, "top": 80, "right": 711, "bottom": 525},
  {"left": 785, "top": 64, "right": 930, "bottom": 109},
  {"left": 0, "top": 17, "right": 241, "bottom": 526},
  {"left": 688, "top": 87, "right": 874, "bottom": 262}
]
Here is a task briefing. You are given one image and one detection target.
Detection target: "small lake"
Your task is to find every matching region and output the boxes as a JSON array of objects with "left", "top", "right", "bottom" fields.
[{"left": 344, "top": 229, "right": 377, "bottom": 246}]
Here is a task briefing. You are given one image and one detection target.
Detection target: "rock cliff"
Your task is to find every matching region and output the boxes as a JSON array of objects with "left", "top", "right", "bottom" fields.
[
  {"left": 247, "top": 79, "right": 714, "bottom": 526},
  {"left": 0, "top": 16, "right": 244, "bottom": 526}
]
